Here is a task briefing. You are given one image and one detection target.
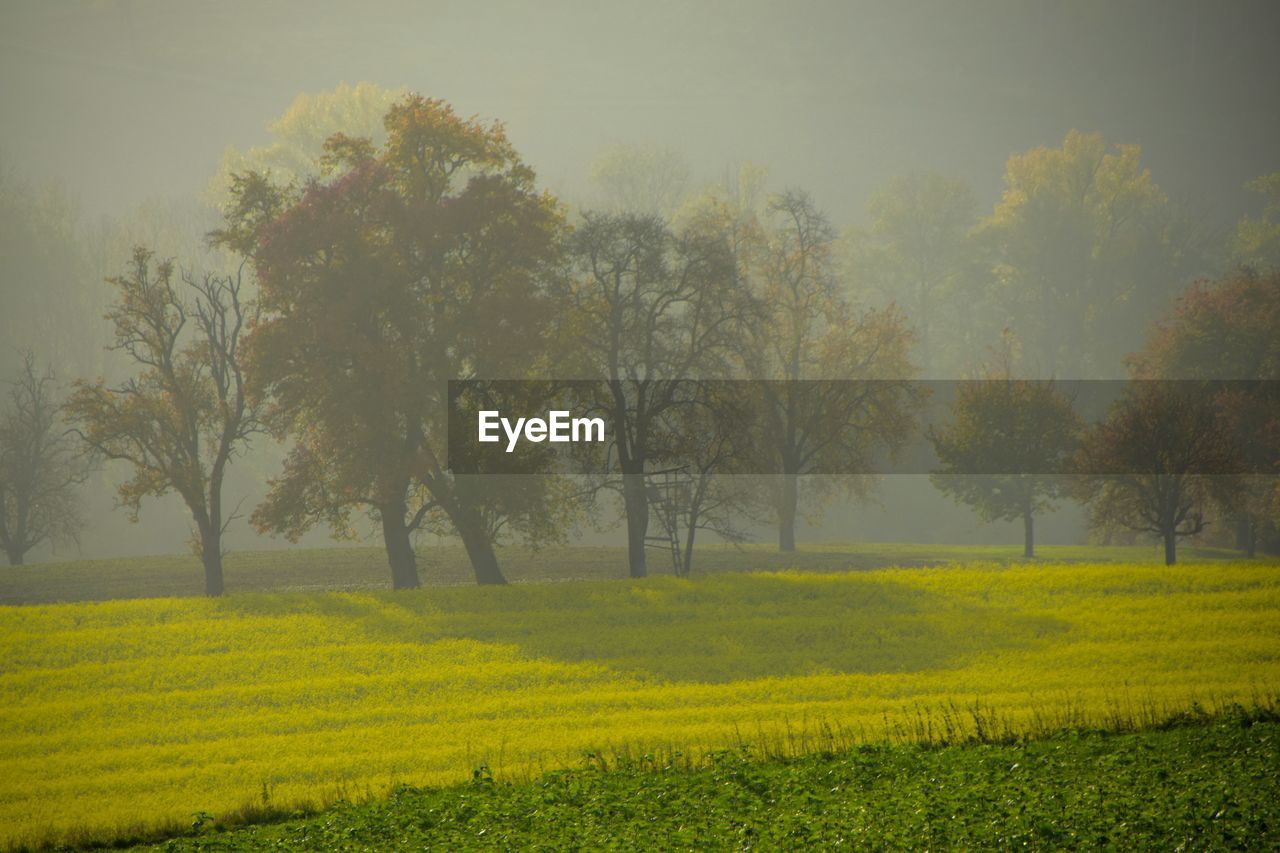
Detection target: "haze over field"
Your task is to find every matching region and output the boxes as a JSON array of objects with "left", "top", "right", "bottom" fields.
[
  {"left": 2, "top": 4, "right": 1280, "bottom": 849},
  {"left": 1, "top": 0, "right": 1278, "bottom": 570}
]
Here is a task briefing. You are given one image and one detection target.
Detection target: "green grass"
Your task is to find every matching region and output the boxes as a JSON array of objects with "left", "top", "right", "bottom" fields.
[
  {"left": 134, "top": 713, "right": 1280, "bottom": 851},
  {"left": 0, "top": 541, "right": 1255, "bottom": 605}
]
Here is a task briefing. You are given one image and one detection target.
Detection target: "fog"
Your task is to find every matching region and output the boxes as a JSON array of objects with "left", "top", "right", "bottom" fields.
[
  {"left": 6, "top": 1, "right": 1278, "bottom": 220},
  {"left": 1, "top": 0, "right": 1277, "bottom": 566}
]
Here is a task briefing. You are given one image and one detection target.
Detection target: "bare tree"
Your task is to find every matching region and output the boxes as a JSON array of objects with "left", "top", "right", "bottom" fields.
[
  {"left": 67, "top": 248, "right": 262, "bottom": 595},
  {"left": 651, "top": 385, "right": 758, "bottom": 576},
  {"left": 0, "top": 353, "right": 89, "bottom": 566},
  {"left": 567, "top": 213, "right": 748, "bottom": 578}
]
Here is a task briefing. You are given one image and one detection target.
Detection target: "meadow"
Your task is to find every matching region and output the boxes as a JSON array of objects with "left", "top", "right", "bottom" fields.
[
  {"left": 1, "top": 550, "right": 1278, "bottom": 848},
  {"left": 0, "top": 541, "right": 1250, "bottom": 604},
  {"left": 151, "top": 716, "right": 1280, "bottom": 850}
]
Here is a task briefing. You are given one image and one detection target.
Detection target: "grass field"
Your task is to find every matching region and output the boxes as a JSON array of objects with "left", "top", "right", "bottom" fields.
[
  {"left": 2, "top": 552, "right": 1278, "bottom": 848},
  {"left": 0, "top": 541, "right": 1253, "bottom": 604},
  {"left": 146, "top": 715, "right": 1280, "bottom": 850}
]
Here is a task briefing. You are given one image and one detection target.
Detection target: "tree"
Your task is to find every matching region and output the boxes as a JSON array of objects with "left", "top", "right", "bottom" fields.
[
  {"left": 1129, "top": 267, "right": 1280, "bottom": 555},
  {"left": 0, "top": 163, "right": 103, "bottom": 378},
  {"left": 1231, "top": 172, "right": 1280, "bottom": 272},
  {"left": 208, "top": 82, "right": 405, "bottom": 208},
  {"left": 980, "top": 130, "right": 1205, "bottom": 377},
  {"left": 226, "top": 95, "right": 566, "bottom": 588},
  {"left": 87, "top": 195, "right": 232, "bottom": 293},
  {"left": 0, "top": 353, "right": 88, "bottom": 566},
  {"left": 929, "top": 358, "right": 1083, "bottom": 558},
  {"left": 650, "top": 384, "right": 758, "bottom": 576},
  {"left": 844, "top": 172, "right": 983, "bottom": 375},
  {"left": 1076, "top": 382, "right": 1239, "bottom": 565},
  {"left": 745, "top": 191, "right": 918, "bottom": 552},
  {"left": 588, "top": 142, "right": 692, "bottom": 219},
  {"left": 565, "top": 212, "right": 746, "bottom": 578},
  {"left": 67, "top": 249, "right": 261, "bottom": 595}
]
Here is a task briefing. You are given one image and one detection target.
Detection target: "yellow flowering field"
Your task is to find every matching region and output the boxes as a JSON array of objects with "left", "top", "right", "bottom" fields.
[{"left": 2, "top": 561, "right": 1278, "bottom": 847}]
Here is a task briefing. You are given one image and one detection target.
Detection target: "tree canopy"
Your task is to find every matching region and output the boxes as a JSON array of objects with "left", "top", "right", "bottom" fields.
[
  {"left": 1076, "top": 382, "right": 1240, "bottom": 565},
  {"left": 228, "top": 95, "right": 567, "bottom": 587},
  {"left": 930, "top": 359, "right": 1082, "bottom": 558},
  {"left": 1129, "top": 267, "right": 1280, "bottom": 554},
  {"left": 981, "top": 130, "right": 1205, "bottom": 377}
]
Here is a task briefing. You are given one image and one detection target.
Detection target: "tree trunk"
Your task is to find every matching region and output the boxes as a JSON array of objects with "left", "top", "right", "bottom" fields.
[
  {"left": 916, "top": 287, "right": 931, "bottom": 376},
  {"left": 1163, "top": 528, "right": 1177, "bottom": 566},
  {"left": 778, "top": 473, "right": 798, "bottom": 553},
  {"left": 1234, "top": 514, "right": 1252, "bottom": 553},
  {"left": 1023, "top": 508, "right": 1035, "bottom": 559},
  {"left": 681, "top": 520, "right": 696, "bottom": 578},
  {"left": 4, "top": 546, "right": 24, "bottom": 567},
  {"left": 622, "top": 470, "right": 648, "bottom": 578},
  {"left": 454, "top": 506, "right": 507, "bottom": 585},
  {"left": 1245, "top": 516, "right": 1257, "bottom": 559},
  {"left": 201, "top": 528, "right": 224, "bottom": 597},
  {"left": 188, "top": 500, "right": 225, "bottom": 596},
  {"left": 380, "top": 503, "right": 421, "bottom": 589}
]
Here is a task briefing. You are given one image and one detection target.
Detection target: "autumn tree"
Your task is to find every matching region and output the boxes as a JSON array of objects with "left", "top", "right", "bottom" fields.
[
  {"left": 588, "top": 142, "right": 692, "bottom": 219},
  {"left": 980, "top": 130, "right": 1207, "bottom": 377},
  {"left": 67, "top": 249, "right": 261, "bottom": 595},
  {"left": 208, "top": 82, "right": 405, "bottom": 208},
  {"left": 0, "top": 353, "right": 88, "bottom": 566},
  {"left": 86, "top": 195, "right": 231, "bottom": 298},
  {"left": 1129, "top": 267, "right": 1280, "bottom": 555},
  {"left": 223, "top": 95, "right": 566, "bottom": 588},
  {"left": 0, "top": 164, "right": 103, "bottom": 377},
  {"left": 1076, "top": 382, "right": 1239, "bottom": 565},
  {"left": 929, "top": 359, "right": 1083, "bottom": 558},
  {"left": 565, "top": 212, "right": 747, "bottom": 578},
  {"left": 745, "top": 191, "right": 919, "bottom": 552},
  {"left": 1231, "top": 173, "right": 1280, "bottom": 272},
  {"left": 844, "top": 172, "right": 984, "bottom": 375}
]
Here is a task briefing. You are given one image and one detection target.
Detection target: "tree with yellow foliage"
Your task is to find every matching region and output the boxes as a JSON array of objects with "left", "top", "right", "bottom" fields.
[
  {"left": 981, "top": 130, "right": 1207, "bottom": 377},
  {"left": 207, "top": 82, "right": 405, "bottom": 208}
]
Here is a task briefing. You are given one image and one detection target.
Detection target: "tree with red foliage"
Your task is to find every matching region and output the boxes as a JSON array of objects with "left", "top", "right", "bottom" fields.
[
  {"left": 216, "top": 96, "right": 566, "bottom": 588},
  {"left": 1130, "top": 267, "right": 1280, "bottom": 555},
  {"left": 1076, "top": 382, "right": 1241, "bottom": 565}
]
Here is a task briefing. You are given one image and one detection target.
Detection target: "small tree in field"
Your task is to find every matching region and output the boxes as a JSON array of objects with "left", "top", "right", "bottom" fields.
[
  {"left": 0, "top": 353, "right": 88, "bottom": 565},
  {"left": 1129, "top": 267, "right": 1280, "bottom": 556},
  {"left": 68, "top": 248, "right": 261, "bottom": 595},
  {"left": 1076, "top": 382, "right": 1239, "bottom": 565},
  {"left": 929, "top": 364, "right": 1082, "bottom": 558},
  {"left": 654, "top": 383, "right": 759, "bottom": 576}
]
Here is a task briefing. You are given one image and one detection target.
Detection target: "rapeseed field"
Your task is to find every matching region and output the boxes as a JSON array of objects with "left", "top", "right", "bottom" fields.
[{"left": 2, "top": 560, "right": 1278, "bottom": 847}]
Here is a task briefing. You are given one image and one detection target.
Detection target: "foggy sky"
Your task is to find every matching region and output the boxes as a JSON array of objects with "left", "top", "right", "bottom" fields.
[{"left": 2, "top": 0, "right": 1277, "bottom": 225}]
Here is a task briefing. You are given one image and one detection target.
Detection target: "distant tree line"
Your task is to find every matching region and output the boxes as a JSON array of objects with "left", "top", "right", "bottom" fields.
[{"left": 2, "top": 86, "right": 1278, "bottom": 585}]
